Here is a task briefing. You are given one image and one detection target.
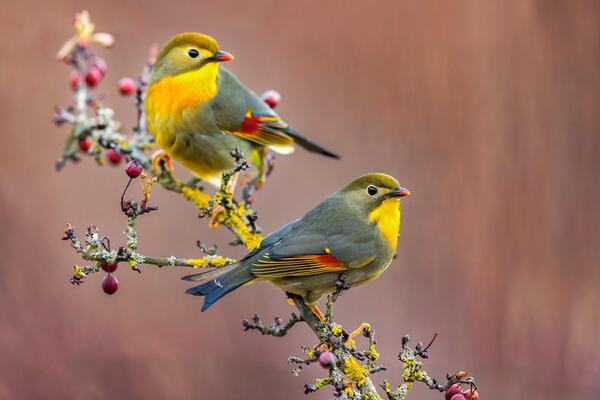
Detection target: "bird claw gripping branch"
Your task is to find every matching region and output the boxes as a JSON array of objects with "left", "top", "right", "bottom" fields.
[{"left": 56, "top": 11, "right": 478, "bottom": 400}]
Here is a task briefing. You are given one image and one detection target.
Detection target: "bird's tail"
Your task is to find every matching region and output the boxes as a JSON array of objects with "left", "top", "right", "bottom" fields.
[
  {"left": 284, "top": 127, "right": 340, "bottom": 159},
  {"left": 182, "top": 262, "right": 255, "bottom": 312}
]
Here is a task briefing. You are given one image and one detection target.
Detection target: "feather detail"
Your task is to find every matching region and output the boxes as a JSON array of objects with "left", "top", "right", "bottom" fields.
[
  {"left": 228, "top": 111, "right": 294, "bottom": 147},
  {"left": 251, "top": 252, "right": 346, "bottom": 279}
]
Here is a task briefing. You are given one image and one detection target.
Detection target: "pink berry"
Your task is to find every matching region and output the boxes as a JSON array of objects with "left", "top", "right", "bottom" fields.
[
  {"left": 85, "top": 66, "right": 103, "bottom": 87},
  {"left": 450, "top": 395, "right": 466, "bottom": 400},
  {"left": 102, "top": 275, "right": 118, "bottom": 295},
  {"left": 92, "top": 57, "right": 108, "bottom": 76},
  {"left": 79, "top": 137, "right": 92, "bottom": 152},
  {"left": 463, "top": 389, "right": 478, "bottom": 400},
  {"left": 69, "top": 70, "right": 81, "bottom": 90},
  {"left": 125, "top": 160, "right": 143, "bottom": 178},
  {"left": 261, "top": 90, "right": 281, "bottom": 109},
  {"left": 106, "top": 149, "right": 123, "bottom": 165},
  {"left": 318, "top": 351, "right": 336, "bottom": 369},
  {"left": 445, "top": 385, "right": 462, "bottom": 400},
  {"left": 101, "top": 262, "right": 118, "bottom": 273},
  {"left": 117, "top": 77, "right": 136, "bottom": 96}
]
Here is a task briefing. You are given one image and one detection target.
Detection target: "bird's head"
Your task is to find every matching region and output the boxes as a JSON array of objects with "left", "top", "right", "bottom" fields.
[
  {"left": 340, "top": 173, "right": 410, "bottom": 215},
  {"left": 150, "top": 32, "right": 234, "bottom": 82}
]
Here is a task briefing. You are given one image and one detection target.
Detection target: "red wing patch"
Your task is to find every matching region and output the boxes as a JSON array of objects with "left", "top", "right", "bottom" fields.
[
  {"left": 251, "top": 253, "right": 347, "bottom": 279},
  {"left": 230, "top": 111, "right": 294, "bottom": 147}
]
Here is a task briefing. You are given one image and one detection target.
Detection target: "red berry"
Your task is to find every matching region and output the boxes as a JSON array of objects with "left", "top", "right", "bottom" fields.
[
  {"left": 318, "top": 351, "right": 336, "bottom": 369},
  {"left": 92, "top": 57, "right": 108, "bottom": 76},
  {"left": 463, "top": 389, "right": 478, "bottom": 400},
  {"left": 446, "top": 385, "right": 462, "bottom": 400},
  {"left": 450, "top": 395, "right": 466, "bottom": 400},
  {"left": 101, "top": 262, "right": 118, "bottom": 273},
  {"left": 79, "top": 137, "right": 92, "bottom": 152},
  {"left": 102, "top": 275, "right": 119, "bottom": 295},
  {"left": 261, "top": 90, "right": 281, "bottom": 109},
  {"left": 106, "top": 149, "right": 123, "bottom": 165},
  {"left": 117, "top": 77, "right": 136, "bottom": 96},
  {"left": 69, "top": 70, "right": 81, "bottom": 90},
  {"left": 85, "top": 66, "right": 103, "bottom": 87},
  {"left": 125, "top": 160, "right": 143, "bottom": 178}
]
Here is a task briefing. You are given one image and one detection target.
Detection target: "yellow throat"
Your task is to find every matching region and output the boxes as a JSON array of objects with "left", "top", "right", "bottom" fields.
[
  {"left": 145, "top": 62, "right": 219, "bottom": 124},
  {"left": 369, "top": 198, "right": 401, "bottom": 250}
]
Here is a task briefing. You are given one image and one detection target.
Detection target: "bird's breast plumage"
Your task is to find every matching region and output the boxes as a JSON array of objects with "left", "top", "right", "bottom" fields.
[
  {"left": 368, "top": 198, "right": 401, "bottom": 251},
  {"left": 145, "top": 63, "right": 220, "bottom": 143}
]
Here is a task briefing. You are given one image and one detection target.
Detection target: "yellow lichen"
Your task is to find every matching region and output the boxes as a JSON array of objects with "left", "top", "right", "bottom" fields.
[
  {"left": 180, "top": 187, "right": 211, "bottom": 209},
  {"left": 73, "top": 264, "right": 85, "bottom": 279},
  {"left": 331, "top": 324, "right": 343, "bottom": 336},
  {"left": 402, "top": 359, "right": 424, "bottom": 382},
  {"left": 341, "top": 386, "right": 354, "bottom": 396},
  {"left": 366, "top": 344, "right": 379, "bottom": 361},
  {"left": 185, "top": 256, "right": 233, "bottom": 269},
  {"left": 343, "top": 357, "right": 367, "bottom": 387}
]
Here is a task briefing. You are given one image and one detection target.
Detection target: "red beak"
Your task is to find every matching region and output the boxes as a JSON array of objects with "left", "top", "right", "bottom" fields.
[
  {"left": 389, "top": 187, "right": 411, "bottom": 198},
  {"left": 213, "top": 51, "right": 234, "bottom": 62}
]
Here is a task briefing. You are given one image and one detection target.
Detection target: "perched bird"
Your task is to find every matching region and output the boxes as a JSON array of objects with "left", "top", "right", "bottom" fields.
[
  {"left": 145, "top": 32, "right": 338, "bottom": 187},
  {"left": 183, "top": 173, "right": 410, "bottom": 317}
]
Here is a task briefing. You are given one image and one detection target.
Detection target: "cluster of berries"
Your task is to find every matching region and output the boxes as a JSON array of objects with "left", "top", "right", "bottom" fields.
[
  {"left": 98, "top": 160, "right": 144, "bottom": 295},
  {"left": 78, "top": 139, "right": 126, "bottom": 165},
  {"left": 69, "top": 56, "right": 137, "bottom": 96},
  {"left": 70, "top": 57, "right": 140, "bottom": 165},
  {"left": 445, "top": 383, "right": 479, "bottom": 400}
]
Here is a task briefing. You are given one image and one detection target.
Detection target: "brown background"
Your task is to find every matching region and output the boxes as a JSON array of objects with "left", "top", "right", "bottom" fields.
[{"left": 1, "top": 1, "right": 599, "bottom": 399}]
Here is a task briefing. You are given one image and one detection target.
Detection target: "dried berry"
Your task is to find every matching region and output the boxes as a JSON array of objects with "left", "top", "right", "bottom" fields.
[
  {"left": 85, "top": 66, "right": 103, "bottom": 87},
  {"left": 106, "top": 149, "right": 123, "bottom": 165},
  {"left": 102, "top": 275, "right": 118, "bottom": 295},
  {"left": 261, "top": 89, "right": 281, "bottom": 109},
  {"left": 463, "top": 389, "right": 479, "bottom": 400},
  {"left": 117, "top": 77, "right": 136, "bottom": 96},
  {"left": 69, "top": 70, "right": 81, "bottom": 90},
  {"left": 318, "top": 351, "right": 336, "bottom": 369},
  {"left": 100, "top": 262, "right": 118, "bottom": 273},
  {"left": 79, "top": 137, "right": 92, "bottom": 152},
  {"left": 445, "top": 385, "right": 462, "bottom": 400},
  {"left": 125, "top": 160, "right": 143, "bottom": 178}
]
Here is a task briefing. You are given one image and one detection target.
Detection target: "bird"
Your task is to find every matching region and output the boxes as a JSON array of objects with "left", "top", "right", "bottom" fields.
[
  {"left": 144, "top": 32, "right": 339, "bottom": 188},
  {"left": 182, "top": 173, "right": 410, "bottom": 319}
]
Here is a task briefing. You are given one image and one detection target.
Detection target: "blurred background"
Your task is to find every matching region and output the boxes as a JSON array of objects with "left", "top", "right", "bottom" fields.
[{"left": 1, "top": 1, "right": 599, "bottom": 399}]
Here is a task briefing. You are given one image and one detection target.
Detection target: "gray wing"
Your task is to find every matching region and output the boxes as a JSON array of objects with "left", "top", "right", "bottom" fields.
[
  {"left": 210, "top": 68, "right": 294, "bottom": 148},
  {"left": 251, "top": 198, "right": 377, "bottom": 273}
]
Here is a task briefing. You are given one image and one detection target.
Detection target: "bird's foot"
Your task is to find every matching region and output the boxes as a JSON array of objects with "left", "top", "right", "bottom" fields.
[
  {"left": 150, "top": 150, "right": 174, "bottom": 176},
  {"left": 309, "top": 305, "right": 325, "bottom": 322},
  {"left": 208, "top": 204, "right": 226, "bottom": 228},
  {"left": 286, "top": 296, "right": 295, "bottom": 306}
]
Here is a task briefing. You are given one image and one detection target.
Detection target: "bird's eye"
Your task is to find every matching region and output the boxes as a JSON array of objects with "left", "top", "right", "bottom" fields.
[
  {"left": 187, "top": 49, "right": 199, "bottom": 58},
  {"left": 367, "top": 185, "right": 378, "bottom": 196}
]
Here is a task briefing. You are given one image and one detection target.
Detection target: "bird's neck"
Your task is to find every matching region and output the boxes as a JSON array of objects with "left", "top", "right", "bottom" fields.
[
  {"left": 369, "top": 198, "right": 401, "bottom": 251},
  {"left": 146, "top": 64, "right": 219, "bottom": 116}
]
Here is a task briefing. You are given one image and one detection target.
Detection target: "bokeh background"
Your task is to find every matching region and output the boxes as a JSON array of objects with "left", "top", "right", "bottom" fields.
[{"left": 1, "top": 1, "right": 599, "bottom": 399}]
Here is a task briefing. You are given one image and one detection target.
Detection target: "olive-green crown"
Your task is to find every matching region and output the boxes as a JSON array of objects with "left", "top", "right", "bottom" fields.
[
  {"left": 343, "top": 173, "right": 400, "bottom": 192},
  {"left": 157, "top": 32, "right": 220, "bottom": 61}
]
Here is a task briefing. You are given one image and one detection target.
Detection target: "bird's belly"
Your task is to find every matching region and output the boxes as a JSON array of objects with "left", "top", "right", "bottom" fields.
[{"left": 151, "top": 115, "right": 255, "bottom": 183}]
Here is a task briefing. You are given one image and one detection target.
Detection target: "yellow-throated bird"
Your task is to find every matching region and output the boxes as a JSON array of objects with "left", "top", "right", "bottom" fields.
[
  {"left": 145, "top": 33, "right": 339, "bottom": 187},
  {"left": 183, "top": 173, "right": 410, "bottom": 316}
]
